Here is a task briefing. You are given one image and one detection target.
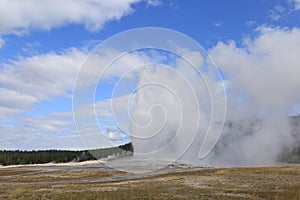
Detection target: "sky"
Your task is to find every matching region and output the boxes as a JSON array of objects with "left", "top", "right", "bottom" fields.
[{"left": 0, "top": 0, "right": 300, "bottom": 150}]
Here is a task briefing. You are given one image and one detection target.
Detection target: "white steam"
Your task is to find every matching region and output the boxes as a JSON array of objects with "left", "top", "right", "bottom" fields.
[
  {"left": 209, "top": 27, "right": 300, "bottom": 165},
  {"left": 129, "top": 27, "right": 300, "bottom": 166},
  {"left": 130, "top": 51, "right": 226, "bottom": 163}
]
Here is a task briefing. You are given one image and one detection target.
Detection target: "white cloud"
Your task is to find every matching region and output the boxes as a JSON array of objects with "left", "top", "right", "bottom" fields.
[
  {"left": 0, "top": 45, "right": 153, "bottom": 120},
  {"left": 0, "top": 93, "right": 133, "bottom": 150},
  {"left": 0, "top": 49, "right": 87, "bottom": 119},
  {"left": 0, "top": 88, "right": 37, "bottom": 119},
  {"left": 74, "top": 94, "right": 134, "bottom": 119},
  {"left": 274, "top": 5, "right": 286, "bottom": 13},
  {"left": 245, "top": 20, "right": 256, "bottom": 27},
  {"left": 291, "top": 0, "right": 300, "bottom": 10},
  {"left": 146, "top": 0, "right": 162, "bottom": 7},
  {"left": 0, "top": 48, "right": 86, "bottom": 102},
  {"left": 0, "top": 114, "right": 83, "bottom": 150},
  {"left": 0, "top": 88, "right": 37, "bottom": 109},
  {"left": 0, "top": 37, "right": 4, "bottom": 48},
  {"left": 0, "top": 48, "right": 88, "bottom": 118},
  {"left": 268, "top": 5, "right": 286, "bottom": 20},
  {"left": 0, "top": 0, "right": 141, "bottom": 35},
  {"left": 213, "top": 21, "right": 223, "bottom": 27},
  {"left": 107, "top": 131, "right": 121, "bottom": 140},
  {"left": 210, "top": 27, "right": 300, "bottom": 108}
]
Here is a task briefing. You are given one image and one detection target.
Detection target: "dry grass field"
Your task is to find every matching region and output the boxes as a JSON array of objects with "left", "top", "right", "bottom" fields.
[{"left": 0, "top": 164, "right": 299, "bottom": 199}]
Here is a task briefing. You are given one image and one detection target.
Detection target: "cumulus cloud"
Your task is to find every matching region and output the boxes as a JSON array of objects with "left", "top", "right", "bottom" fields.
[
  {"left": 0, "top": 44, "right": 154, "bottom": 148},
  {"left": 0, "top": 93, "right": 132, "bottom": 150},
  {"left": 0, "top": 0, "right": 141, "bottom": 35},
  {"left": 0, "top": 45, "right": 152, "bottom": 119},
  {"left": 0, "top": 48, "right": 86, "bottom": 119},
  {"left": 0, "top": 48, "right": 86, "bottom": 103},
  {"left": 0, "top": 88, "right": 37, "bottom": 119}
]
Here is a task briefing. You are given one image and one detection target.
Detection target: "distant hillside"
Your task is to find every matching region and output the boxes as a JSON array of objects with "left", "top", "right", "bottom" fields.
[{"left": 0, "top": 143, "right": 133, "bottom": 166}]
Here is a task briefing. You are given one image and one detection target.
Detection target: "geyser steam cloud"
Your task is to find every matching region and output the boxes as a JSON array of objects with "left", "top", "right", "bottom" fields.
[
  {"left": 207, "top": 27, "right": 300, "bottom": 165},
  {"left": 73, "top": 27, "right": 300, "bottom": 169},
  {"left": 130, "top": 53, "right": 226, "bottom": 163},
  {"left": 130, "top": 27, "right": 300, "bottom": 166}
]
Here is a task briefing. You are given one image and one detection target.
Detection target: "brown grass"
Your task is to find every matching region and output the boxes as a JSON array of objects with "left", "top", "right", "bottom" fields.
[{"left": 0, "top": 165, "right": 299, "bottom": 199}]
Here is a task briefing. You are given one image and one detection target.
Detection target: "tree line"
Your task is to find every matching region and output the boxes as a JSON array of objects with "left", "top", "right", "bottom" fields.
[{"left": 0, "top": 143, "right": 133, "bottom": 166}]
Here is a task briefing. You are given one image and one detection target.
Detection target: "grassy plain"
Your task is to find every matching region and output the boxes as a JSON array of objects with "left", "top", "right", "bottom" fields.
[{"left": 0, "top": 164, "right": 299, "bottom": 199}]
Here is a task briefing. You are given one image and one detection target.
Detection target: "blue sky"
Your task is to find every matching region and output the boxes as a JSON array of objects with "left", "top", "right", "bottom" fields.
[
  {"left": 2, "top": 0, "right": 299, "bottom": 60},
  {"left": 0, "top": 0, "right": 300, "bottom": 150}
]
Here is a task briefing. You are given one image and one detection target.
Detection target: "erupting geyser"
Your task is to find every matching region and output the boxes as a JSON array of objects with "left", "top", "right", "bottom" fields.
[{"left": 73, "top": 27, "right": 300, "bottom": 172}]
